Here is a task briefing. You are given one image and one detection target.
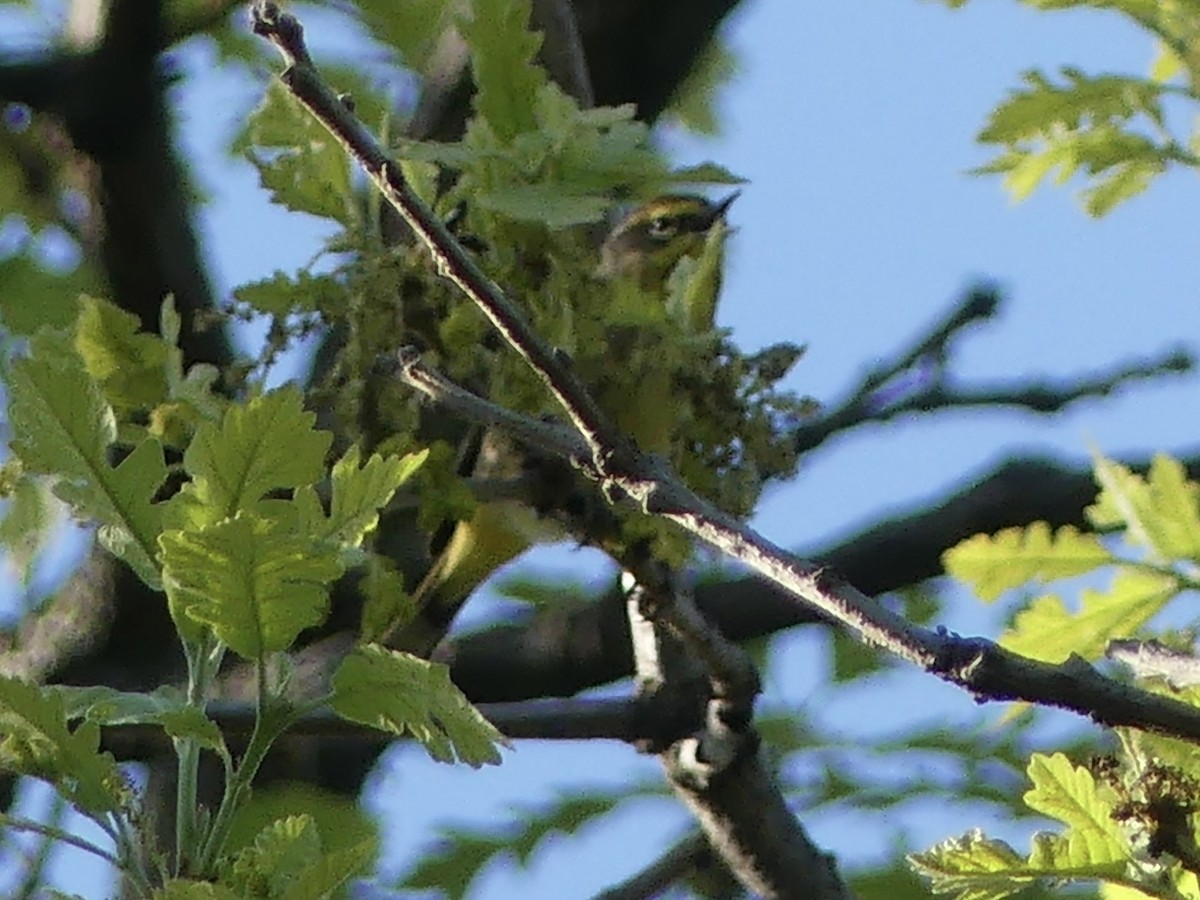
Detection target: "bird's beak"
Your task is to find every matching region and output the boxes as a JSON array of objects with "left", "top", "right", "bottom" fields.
[{"left": 707, "top": 190, "right": 741, "bottom": 227}]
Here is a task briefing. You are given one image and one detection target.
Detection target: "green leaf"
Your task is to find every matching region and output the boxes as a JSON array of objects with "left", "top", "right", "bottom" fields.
[
  {"left": 359, "top": 555, "right": 416, "bottom": 643},
  {"left": 0, "top": 253, "right": 84, "bottom": 335},
  {"left": 665, "top": 39, "right": 737, "bottom": 136},
  {"left": 73, "top": 294, "right": 170, "bottom": 413},
  {"left": 1149, "top": 40, "right": 1184, "bottom": 83},
  {"left": 356, "top": 0, "right": 458, "bottom": 73},
  {"left": 0, "top": 676, "right": 129, "bottom": 818},
  {"left": 236, "top": 80, "right": 353, "bottom": 224},
  {"left": 53, "top": 684, "right": 225, "bottom": 751},
  {"left": 666, "top": 218, "right": 730, "bottom": 333},
  {"left": 943, "top": 523, "right": 1112, "bottom": 602},
  {"left": 1023, "top": 753, "right": 1128, "bottom": 867},
  {"left": 459, "top": 0, "right": 545, "bottom": 143},
  {"left": 999, "top": 569, "right": 1177, "bottom": 662},
  {"left": 7, "top": 330, "right": 166, "bottom": 587},
  {"left": 979, "top": 69, "right": 1167, "bottom": 144},
  {"left": 0, "top": 472, "right": 56, "bottom": 585},
  {"left": 473, "top": 183, "right": 612, "bottom": 227},
  {"left": 972, "top": 66, "right": 1185, "bottom": 215},
  {"left": 221, "top": 782, "right": 379, "bottom": 871},
  {"left": 160, "top": 513, "right": 342, "bottom": 659},
  {"left": 278, "top": 836, "right": 376, "bottom": 900},
  {"left": 153, "top": 297, "right": 225, "bottom": 447},
  {"left": 1088, "top": 453, "right": 1200, "bottom": 562},
  {"left": 331, "top": 644, "right": 507, "bottom": 767},
  {"left": 1081, "top": 154, "right": 1161, "bottom": 216},
  {"left": 224, "top": 815, "right": 321, "bottom": 898},
  {"left": 400, "top": 790, "right": 628, "bottom": 898},
  {"left": 398, "top": 830, "right": 508, "bottom": 900},
  {"left": 153, "top": 882, "right": 245, "bottom": 900},
  {"left": 664, "top": 161, "right": 748, "bottom": 186},
  {"left": 909, "top": 830, "right": 1042, "bottom": 900},
  {"left": 172, "top": 386, "right": 332, "bottom": 526},
  {"left": 233, "top": 270, "right": 348, "bottom": 318},
  {"left": 300, "top": 444, "right": 428, "bottom": 547}
]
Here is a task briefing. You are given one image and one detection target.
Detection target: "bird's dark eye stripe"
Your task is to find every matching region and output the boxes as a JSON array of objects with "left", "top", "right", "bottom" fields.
[{"left": 643, "top": 212, "right": 711, "bottom": 240}]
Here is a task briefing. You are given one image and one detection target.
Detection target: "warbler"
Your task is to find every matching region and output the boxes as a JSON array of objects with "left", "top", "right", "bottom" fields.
[{"left": 384, "top": 193, "right": 738, "bottom": 656}]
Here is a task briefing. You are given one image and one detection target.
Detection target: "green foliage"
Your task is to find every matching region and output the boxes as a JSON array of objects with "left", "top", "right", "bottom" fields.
[
  {"left": 220, "top": 815, "right": 376, "bottom": 900},
  {"left": 911, "top": 752, "right": 1200, "bottom": 899},
  {"left": 919, "top": 453, "right": 1200, "bottom": 896},
  {"left": 235, "top": 80, "right": 356, "bottom": 226},
  {"left": 0, "top": 469, "right": 58, "bottom": 585},
  {"left": 0, "top": 676, "right": 131, "bottom": 819},
  {"left": 936, "top": 0, "right": 1200, "bottom": 214},
  {"left": 161, "top": 513, "right": 343, "bottom": 659},
  {"left": 666, "top": 39, "right": 739, "bottom": 136},
  {"left": 1089, "top": 455, "right": 1200, "bottom": 562},
  {"left": 0, "top": 291, "right": 501, "bottom": 891},
  {"left": 55, "top": 684, "right": 225, "bottom": 752},
  {"left": 945, "top": 523, "right": 1112, "bottom": 603},
  {"left": 331, "top": 644, "right": 506, "bottom": 767},
  {"left": 397, "top": 790, "right": 633, "bottom": 898},
  {"left": 0, "top": 253, "right": 90, "bottom": 335},
  {"left": 74, "top": 294, "right": 171, "bottom": 414},
  {"left": 943, "top": 453, "right": 1200, "bottom": 665},
  {"left": 6, "top": 327, "right": 167, "bottom": 587}
]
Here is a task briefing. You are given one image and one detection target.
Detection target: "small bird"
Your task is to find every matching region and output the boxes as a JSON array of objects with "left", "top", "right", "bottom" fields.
[{"left": 386, "top": 193, "right": 739, "bottom": 656}]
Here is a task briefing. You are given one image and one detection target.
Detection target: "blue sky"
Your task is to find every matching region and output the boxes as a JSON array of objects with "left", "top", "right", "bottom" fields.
[{"left": 5, "top": 0, "right": 1200, "bottom": 896}]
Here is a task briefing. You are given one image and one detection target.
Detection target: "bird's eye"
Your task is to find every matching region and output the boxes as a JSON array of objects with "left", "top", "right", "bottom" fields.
[{"left": 647, "top": 216, "right": 677, "bottom": 240}]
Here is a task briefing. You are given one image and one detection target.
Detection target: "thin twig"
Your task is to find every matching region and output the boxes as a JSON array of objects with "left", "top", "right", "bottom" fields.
[{"left": 793, "top": 286, "right": 1192, "bottom": 457}]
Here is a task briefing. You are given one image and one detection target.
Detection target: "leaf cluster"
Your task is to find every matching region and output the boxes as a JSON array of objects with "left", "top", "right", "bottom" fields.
[
  {"left": 916, "top": 453, "right": 1200, "bottom": 898},
  {"left": 0, "top": 295, "right": 504, "bottom": 893},
  {"left": 936, "top": 0, "right": 1200, "bottom": 214}
]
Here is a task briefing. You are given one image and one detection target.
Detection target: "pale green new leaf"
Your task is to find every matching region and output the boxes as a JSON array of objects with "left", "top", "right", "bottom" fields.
[
  {"left": 1023, "top": 753, "right": 1128, "bottom": 868},
  {"left": 7, "top": 330, "right": 166, "bottom": 587},
  {"left": 159, "top": 513, "right": 342, "bottom": 660},
  {"left": 234, "top": 270, "right": 349, "bottom": 318},
  {"left": 0, "top": 676, "right": 128, "bottom": 818},
  {"left": 472, "top": 183, "right": 613, "bottom": 227},
  {"left": 0, "top": 253, "right": 89, "bottom": 336},
  {"left": 1000, "top": 569, "right": 1177, "bottom": 662},
  {"left": 1150, "top": 40, "right": 1185, "bottom": 83},
  {"left": 978, "top": 69, "right": 1167, "bottom": 144},
  {"left": 331, "top": 645, "right": 506, "bottom": 767},
  {"left": 972, "top": 66, "right": 1184, "bottom": 214},
  {"left": 224, "top": 814, "right": 321, "bottom": 898},
  {"left": 0, "top": 472, "right": 57, "bottom": 584},
  {"left": 665, "top": 39, "right": 738, "bottom": 136},
  {"left": 73, "top": 294, "right": 169, "bottom": 413},
  {"left": 666, "top": 219, "right": 731, "bottom": 333},
  {"left": 459, "top": 0, "right": 544, "bottom": 143},
  {"left": 236, "top": 80, "right": 353, "bottom": 224},
  {"left": 356, "top": 0, "right": 457, "bottom": 74},
  {"left": 665, "top": 162, "right": 748, "bottom": 186},
  {"left": 53, "top": 684, "right": 224, "bottom": 752},
  {"left": 227, "top": 826, "right": 375, "bottom": 900},
  {"left": 279, "top": 837, "right": 377, "bottom": 900},
  {"left": 1083, "top": 155, "right": 1162, "bottom": 216},
  {"left": 152, "top": 299, "right": 224, "bottom": 450},
  {"left": 943, "top": 522, "right": 1112, "bottom": 602},
  {"left": 1088, "top": 453, "right": 1200, "bottom": 562},
  {"left": 174, "top": 386, "right": 332, "bottom": 526},
  {"left": 301, "top": 445, "right": 428, "bottom": 547},
  {"left": 908, "top": 829, "right": 1043, "bottom": 900}
]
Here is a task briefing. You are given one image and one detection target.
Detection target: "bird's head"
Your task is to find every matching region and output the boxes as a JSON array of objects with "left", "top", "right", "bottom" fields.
[{"left": 597, "top": 192, "right": 739, "bottom": 288}]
